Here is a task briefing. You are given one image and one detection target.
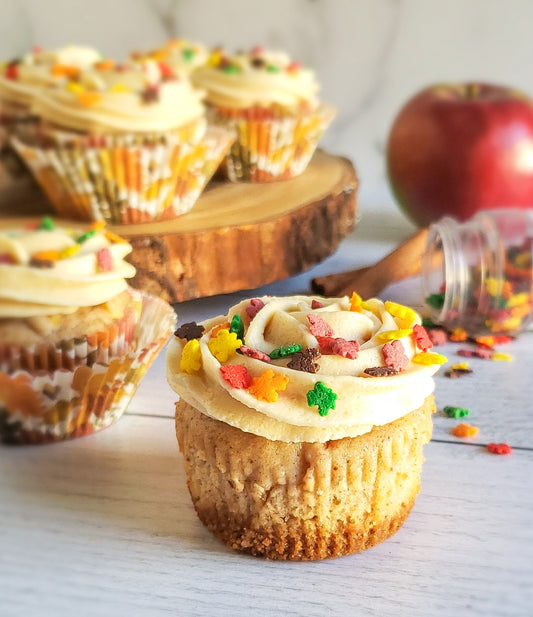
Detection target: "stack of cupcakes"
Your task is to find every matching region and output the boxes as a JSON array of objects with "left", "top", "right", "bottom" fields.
[
  {"left": 10, "top": 56, "right": 233, "bottom": 223},
  {"left": 0, "top": 217, "right": 176, "bottom": 444}
]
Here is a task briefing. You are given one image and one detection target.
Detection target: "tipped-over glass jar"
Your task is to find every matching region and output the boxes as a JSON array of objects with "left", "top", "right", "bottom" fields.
[{"left": 422, "top": 209, "right": 533, "bottom": 336}]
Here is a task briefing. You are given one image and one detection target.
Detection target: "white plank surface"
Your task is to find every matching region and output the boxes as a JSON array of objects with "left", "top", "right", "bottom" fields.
[{"left": 2, "top": 210, "right": 533, "bottom": 616}]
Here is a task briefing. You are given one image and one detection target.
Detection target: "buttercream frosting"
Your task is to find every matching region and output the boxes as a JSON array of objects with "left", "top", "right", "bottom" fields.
[
  {"left": 30, "top": 59, "right": 206, "bottom": 134},
  {"left": 0, "top": 45, "right": 102, "bottom": 108},
  {"left": 191, "top": 47, "right": 319, "bottom": 110},
  {"left": 131, "top": 39, "right": 208, "bottom": 74},
  {"left": 167, "top": 295, "right": 444, "bottom": 443},
  {"left": 0, "top": 219, "right": 136, "bottom": 317}
]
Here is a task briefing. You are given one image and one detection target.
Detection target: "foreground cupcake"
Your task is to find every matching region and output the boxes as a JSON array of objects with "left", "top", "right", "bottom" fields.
[
  {"left": 167, "top": 294, "right": 446, "bottom": 560},
  {"left": 12, "top": 60, "right": 233, "bottom": 223},
  {"left": 0, "top": 217, "right": 176, "bottom": 444},
  {"left": 0, "top": 45, "right": 102, "bottom": 144},
  {"left": 191, "top": 46, "right": 336, "bottom": 182}
]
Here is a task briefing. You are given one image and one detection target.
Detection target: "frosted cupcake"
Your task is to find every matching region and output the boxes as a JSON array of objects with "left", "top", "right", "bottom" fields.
[
  {"left": 12, "top": 60, "right": 233, "bottom": 223},
  {"left": 131, "top": 38, "right": 208, "bottom": 75},
  {"left": 0, "top": 217, "right": 176, "bottom": 444},
  {"left": 191, "top": 47, "right": 336, "bottom": 182},
  {"left": 167, "top": 294, "right": 446, "bottom": 560},
  {"left": 0, "top": 45, "right": 102, "bottom": 144}
]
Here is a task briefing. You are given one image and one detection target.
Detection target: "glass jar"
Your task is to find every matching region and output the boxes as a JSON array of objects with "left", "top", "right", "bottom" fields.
[{"left": 421, "top": 209, "right": 533, "bottom": 336}]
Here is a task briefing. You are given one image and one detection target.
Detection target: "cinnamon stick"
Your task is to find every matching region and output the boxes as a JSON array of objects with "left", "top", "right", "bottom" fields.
[{"left": 311, "top": 228, "right": 428, "bottom": 298}]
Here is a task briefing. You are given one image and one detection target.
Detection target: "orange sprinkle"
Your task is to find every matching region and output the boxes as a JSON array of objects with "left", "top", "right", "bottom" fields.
[
  {"left": 451, "top": 423, "right": 479, "bottom": 438},
  {"left": 88, "top": 220, "right": 106, "bottom": 232},
  {"left": 248, "top": 369, "right": 289, "bottom": 403},
  {"left": 77, "top": 91, "right": 102, "bottom": 107},
  {"left": 350, "top": 291, "right": 363, "bottom": 312},
  {"left": 51, "top": 64, "right": 80, "bottom": 79},
  {"left": 104, "top": 230, "right": 128, "bottom": 244},
  {"left": 449, "top": 327, "right": 468, "bottom": 342},
  {"left": 210, "top": 322, "right": 230, "bottom": 337},
  {"left": 31, "top": 249, "right": 60, "bottom": 262},
  {"left": 94, "top": 59, "right": 115, "bottom": 71}
]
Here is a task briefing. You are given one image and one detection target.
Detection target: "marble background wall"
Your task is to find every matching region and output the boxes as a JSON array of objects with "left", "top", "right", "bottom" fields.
[{"left": 1, "top": 0, "right": 533, "bottom": 218}]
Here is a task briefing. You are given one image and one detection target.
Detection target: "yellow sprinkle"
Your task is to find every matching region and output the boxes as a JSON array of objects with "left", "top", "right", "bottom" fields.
[
  {"left": 59, "top": 245, "right": 81, "bottom": 259},
  {"left": 350, "top": 291, "right": 363, "bottom": 312},
  {"left": 180, "top": 339, "right": 202, "bottom": 374},
  {"left": 109, "top": 83, "right": 130, "bottom": 93},
  {"left": 104, "top": 230, "right": 128, "bottom": 244},
  {"left": 384, "top": 300, "right": 418, "bottom": 328},
  {"left": 514, "top": 251, "right": 531, "bottom": 268},
  {"left": 207, "top": 50, "right": 223, "bottom": 66},
  {"left": 506, "top": 292, "right": 530, "bottom": 308},
  {"left": 412, "top": 352, "right": 448, "bottom": 365},
  {"left": 377, "top": 329, "right": 413, "bottom": 342},
  {"left": 450, "top": 362, "right": 469, "bottom": 370},
  {"left": 497, "top": 316, "right": 523, "bottom": 331},
  {"left": 66, "top": 81, "right": 84, "bottom": 94},
  {"left": 492, "top": 352, "right": 513, "bottom": 362},
  {"left": 485, "top": 277, "right": 504, "bottom": 297}
]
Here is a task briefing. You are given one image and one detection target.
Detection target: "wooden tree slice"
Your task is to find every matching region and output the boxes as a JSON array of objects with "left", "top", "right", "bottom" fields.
[{"left": 0, "top": 150, "right": 358, "bottom": 303}]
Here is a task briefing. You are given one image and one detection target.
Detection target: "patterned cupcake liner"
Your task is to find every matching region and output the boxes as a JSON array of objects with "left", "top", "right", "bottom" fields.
[
  {"left": 208, "top": 103, "right": 336, "bottom": 182},
  {"left": 11, "top": 124, "right": 234, "bottom": 223},
  {"left": 0, "top": 291, "right": 143, "bottom": 373},
  {"left": 0, "top": 292, "right": 176, "bottom": 444}
]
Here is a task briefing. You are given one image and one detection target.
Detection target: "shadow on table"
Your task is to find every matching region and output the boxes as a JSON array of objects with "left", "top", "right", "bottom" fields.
[{"left": 1, "top": 418, "right": 234, "bottom": 559}]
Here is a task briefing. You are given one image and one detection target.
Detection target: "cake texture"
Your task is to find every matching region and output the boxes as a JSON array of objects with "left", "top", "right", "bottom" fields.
[
  {"left": 12, "top": 59, "right": 233, "bottom": 223},
  {"left": 167, "top": 294, "right": 446, "bottom": 559},
  {"left": 0, "top": 218, "right": 176, "bottom": 443},
  {"left": 191, "top": 47, "right": 335, "bottom": 182}
]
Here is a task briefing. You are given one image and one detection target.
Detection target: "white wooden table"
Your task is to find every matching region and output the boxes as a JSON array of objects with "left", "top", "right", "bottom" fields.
[{"left": 1, "top": 209, "right": 532, "bottom": 617}]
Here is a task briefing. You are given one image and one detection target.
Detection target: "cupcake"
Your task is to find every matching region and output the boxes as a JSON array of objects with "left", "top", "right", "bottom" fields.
[
  {"left": 0, "top": 217, "right": 176, "bottom": 444},
  {"left": 11, "top": 59, "right": 233, "bottom": 223},
  {"left": 131, "top": 38, "right": 208, "bottom": 75},
  {"left": 0, "top": 45, "right": 102, "bottom": 144},
  {"left": 167, "top": 294, "right": 446, "bottom": 560},
  {"left": 191, "top": 47, "right": 336, "bottom": 182}
]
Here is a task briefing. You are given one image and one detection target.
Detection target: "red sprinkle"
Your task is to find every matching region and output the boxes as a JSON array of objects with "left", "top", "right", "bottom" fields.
[
  {"left": 239, "top": 345, "right": 271, "bottom": 363},
  {"left": 5, "top": 62, "right": 18, "bottom": 80},
  {"left": 0, "top": 253, "right": 15, "bottom": 264},
  {"left": 158, "top": 62, "right": 174, "bottom": 79},
  {"left": 246, "top": 298, "right": 265, "bottom": 319},
  {"left": 311, "top": 299, "right": 324, "bottom": 309},
  {"left": 308, "top": 314, "right": 334, "bottom": 337},
  {"left": 413, "top": 324, "right": 433, "bottom": 352},
  {"left": 382, "top": 339, "right": 409, "bottom": 371},
  {"left": 457, "top": 347, "right": 494, "bottom": 360},
  {"left": 428, "top": 328, "right": 448, "bottom": 346},
  {"left": 96, "top": 248, "right": 114, "bottom": 272},
  {"left": 220, "top": 364, "right": 253, "bottom": 389},
  {"left": 487, "top": 442, "right": 512, "bottom": 455},
  {"left": 331, "top": 338, "right": 360, "bottom": 359},
  {"left": 316, "top": 336, "right": 336, "bottom": 355}
]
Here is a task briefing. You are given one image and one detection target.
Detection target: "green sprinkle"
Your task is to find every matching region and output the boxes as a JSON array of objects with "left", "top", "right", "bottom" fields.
[
  {"left": 222, "top": 64, "right": 239, "bottom": 74},
  {"left": 38, "top": 216, "right": 55, "bottom": 231},
  {"left": 182, "top": 48, "right": 195, "bottom": 61},
  {"left": 422, "top": 316, "right": 436, "bottom": 329},
  {"left": 266, "top": 64, "right": 281, "bottom": 73},
  {"left": 443, "top": 405, "right": 470, "bottom": 418},
  {"left": 425, "top": 292, "right": 446, "bottom": 309},
  {"left": 493, "top": 295, "right": 508, "bottom": 309},
  {"left": 229, "top": 314, "right": 244, "bottom": 341},
  {"left": 76, "top": 229, "right": 98, "bottom": 244},
  {"left": 307, "top": 381, "right": 337, "bottom": 417},
  {"left": 270, "top": 344, "right": 303, "bottom": 359}
]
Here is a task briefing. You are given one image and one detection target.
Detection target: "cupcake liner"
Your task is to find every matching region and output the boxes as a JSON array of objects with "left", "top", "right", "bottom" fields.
[
  {"left": 0, "top": 291, "right": 142, "bottom": 373},
  {"left": 11, "top": 124, "right": 234, "bottom": 223},
  {"left": 208, "top": 103, "right": 336, "bottom": 182},
  {"left": 0, "top": 292, "right": 176, "bottom": 444},
  {"left": 175, "top": 396, "right": 434, "bottom": 560}
]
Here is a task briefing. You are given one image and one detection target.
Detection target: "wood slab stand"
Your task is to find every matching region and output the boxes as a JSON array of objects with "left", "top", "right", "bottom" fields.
[{"left": 0, "top": 150, "right": 358, "bottom": 303}]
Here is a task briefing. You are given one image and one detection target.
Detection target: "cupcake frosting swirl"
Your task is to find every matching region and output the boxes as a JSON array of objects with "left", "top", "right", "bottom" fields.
[
  {"left": 192, "top": 48, "right": 319, "bottom": 109},
  {"left": 0, "top": 45, "right": 102, "bottom": 108},
  {"left": 167, "top": 295, "right": 445, "bottom": 443},
  {"left": 131, "top": 39, "right": 208, "bottom": 74},
  {"left": 0, "top": 220, "right": 136, "bottom": 317},
  {"left": 31, "top": 60, "right": 206, "bottom": 134}
]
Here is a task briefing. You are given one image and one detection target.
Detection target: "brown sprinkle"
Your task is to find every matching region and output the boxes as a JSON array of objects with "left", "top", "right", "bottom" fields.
[
  {"left": 363, "top": 366, "right": 399, "bottom": 377},
  {"left": 175, "top": 321, "right": 205, "bottom": 341}
]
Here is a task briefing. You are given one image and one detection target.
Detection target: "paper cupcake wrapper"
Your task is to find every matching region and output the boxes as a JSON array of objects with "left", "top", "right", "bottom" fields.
[
  {"left": 0, "top": 292, "right": 176, "bottom": 444},
  {"left": 0, "top": 291, "right": 142, "bottom": 374},
  {"left": 11, "top": 125, "right": 233, "bottom": 223},
  {"left": 0, "top": 100, "right": 40, "bottom": 147},
  {"left": 208, "top": 103, "right": 336, "bottom": 182}
]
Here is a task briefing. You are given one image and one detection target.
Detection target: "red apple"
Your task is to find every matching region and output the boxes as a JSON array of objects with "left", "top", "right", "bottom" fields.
[{"left": 386, "top": 83, "right": 533, "bottom": 226}]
